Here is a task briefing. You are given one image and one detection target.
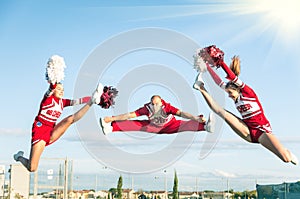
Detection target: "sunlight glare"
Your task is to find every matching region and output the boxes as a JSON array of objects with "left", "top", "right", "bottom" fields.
[{"left": 254, "top": 0, "right": 300, "bottom": 36}]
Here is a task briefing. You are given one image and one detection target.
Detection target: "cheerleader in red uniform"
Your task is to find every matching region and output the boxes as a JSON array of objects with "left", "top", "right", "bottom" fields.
[
  {"left": 13, "top": 82, "right": 104, "bottom": 172},
  {"left": 13, "top": 55, "right": 118, "bottom": 172},
  {"left": 193, "top": 45, "right": 298, "bottom": 165},
  {"left": 99, "top": 95, "right": 215, "bottom": 135}
]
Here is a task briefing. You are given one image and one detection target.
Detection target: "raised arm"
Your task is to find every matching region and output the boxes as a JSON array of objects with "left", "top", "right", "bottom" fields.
[
  {"left": 45, "top": 83, "right": 56, "bottom": 97},
  {"left": 206, "top": 64, "right": 226, "bottom": 89},
  {"left": 176, "top": 110, "right": 205, "bottom": 123},
  {"left": 197, "top": 45, "right": 245, "bottom": 88},
  {"left": 70, "top": 96, "right": 91, "bottom": 105},
  {"left": 219, "top": 61, "right": 245, "bottom": 88},
  {"left": 104, "top": 112, "right": 137, "bottom": 123}
]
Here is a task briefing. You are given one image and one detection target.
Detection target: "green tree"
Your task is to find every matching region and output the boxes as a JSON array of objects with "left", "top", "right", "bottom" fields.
[
  {"left": 109, "top": 188, "right": 117, "bottom": 199},
  {"left": 247, "top": 190, "right": 257, "bottom": 198},
  {"left": 172, "top": 170, "right": 178, "bottom": 199},
  {"left": 233, "top": 191, "right": 242, "bottom": 198},
  {"left": 117, "top": 175, "right": 123, "bottom": 199},
  {"left": 203, "top": 190, "right": 214, "bottom": 193}
]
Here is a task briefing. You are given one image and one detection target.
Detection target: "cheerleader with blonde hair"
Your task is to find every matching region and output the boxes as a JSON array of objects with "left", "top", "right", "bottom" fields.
[{"left": 193, "top": 46, "right": 298, "bottom": 165}]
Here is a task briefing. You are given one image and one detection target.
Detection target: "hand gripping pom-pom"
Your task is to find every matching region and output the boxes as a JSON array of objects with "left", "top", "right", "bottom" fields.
[
  {"left": 198, "top": 45, "right": 224, "bottom": 67},
  {"left": 98, "top": 86, "right": 119, "bottom": 109},
  {"left": 45, "top": 55, "right": 66, "bottom": 84}
]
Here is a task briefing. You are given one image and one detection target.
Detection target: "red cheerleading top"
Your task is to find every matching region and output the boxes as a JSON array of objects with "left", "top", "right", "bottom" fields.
[
  {"left": 35, "top": 95, "right": 72, "bottom": 127},
  {"left": 134, "top": 99, "right": 179, "bottom": 127}
]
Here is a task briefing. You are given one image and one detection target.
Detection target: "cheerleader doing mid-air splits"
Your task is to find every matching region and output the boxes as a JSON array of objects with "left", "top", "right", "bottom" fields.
[
  {"left": 193, "top": 45, "right": 298, "bottom": 165},
  {"left": 99, "top": 94, "right": 215, "bottom": 135},
  {"left": 13, "top": 55, "right": 118, "bottom": 172}
]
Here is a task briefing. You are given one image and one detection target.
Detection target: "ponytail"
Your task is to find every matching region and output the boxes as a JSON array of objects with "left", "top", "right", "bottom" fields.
[{"left": 230, "top": 56, "right": 241, "bottom": 76}]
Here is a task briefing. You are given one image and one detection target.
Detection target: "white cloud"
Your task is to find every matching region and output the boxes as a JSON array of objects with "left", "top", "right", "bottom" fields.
[
  {"left": 213, "top": 169, "right": 237, "bottom": 178},
  {"left": 0, "top": 128, "right": 27, "bottom": 136}
]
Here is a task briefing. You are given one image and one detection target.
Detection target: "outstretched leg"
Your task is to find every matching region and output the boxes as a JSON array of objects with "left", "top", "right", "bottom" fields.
[
  {"left": 158, "top": 120, "right": 205, "bottom": 134},
  {"left": 15, "top": 141, "right": 46, "bottom": 172},
  {"left": 197, "top": 82, "right": 252, "bottom": 142},
  {"left": 14, "top": 83, "right": 103, "bottom": 172},
  {"left": 259, "top": 133, "right": 298, "bottom": 164},
  {"left": 49, "top": 100, "right": 93, "bottom": 144},
  {"left": 194, "top": 74, "right": 298, "bottom": 164},
  {"left": 111, "top": 120, "right": 151, "bottom": 132}
]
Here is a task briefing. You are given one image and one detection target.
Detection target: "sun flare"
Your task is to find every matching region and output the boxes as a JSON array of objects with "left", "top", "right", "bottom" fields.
[
  {"left": 248, "top": 0, "right": 300, "bottom": 37},
  {"left": 258, "top": 0, "right": 299, "bottom": 27}
]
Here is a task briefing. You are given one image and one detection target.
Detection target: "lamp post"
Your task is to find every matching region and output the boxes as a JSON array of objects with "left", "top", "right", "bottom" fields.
[
  {"left": 164, "top": 170, "right": 167, "bottom": 193},
  {"left": 226, "top": 178, "right": 229, "bottom": 199},
  {"left": 195, "top": 177, "right": 198, "bottom": 197},
  {"left": 101, "top": 166, "right": 107, "bottom": 191},
  {"left": 95, "top": 175, "right": 98, "bottom": 193}
]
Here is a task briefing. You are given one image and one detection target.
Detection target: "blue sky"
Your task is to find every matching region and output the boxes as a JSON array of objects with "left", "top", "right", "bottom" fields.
[{"left": 1, "top": 0, "right": 300, "bottom": 192}]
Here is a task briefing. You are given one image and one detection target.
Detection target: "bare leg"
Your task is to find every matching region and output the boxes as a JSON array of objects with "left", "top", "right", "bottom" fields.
[
  {"left": 18, "top": 141, "right": 46, "bottom": 172},
  {"left": 49, "top": 100, "right": 93, "bottom": 144},
  {"left": 198, "top": 84, "right": 252, "bottom": 142},
  {"left": 198, "top": 84, "right": 298, "bottom": 164},
  {"left": 258, "top": 133, "right": 292, "bottom": 163}
]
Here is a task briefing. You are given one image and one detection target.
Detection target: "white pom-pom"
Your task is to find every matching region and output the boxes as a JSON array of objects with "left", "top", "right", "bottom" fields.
[
  {"left": 193, "top": 49, "right": 207, "bottom": 73},
  {"left": 45, "top": 55, "right": 66, "bottom": 84}
]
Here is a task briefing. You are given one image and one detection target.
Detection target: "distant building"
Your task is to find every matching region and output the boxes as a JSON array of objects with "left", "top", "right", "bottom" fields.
[
  {"left": 69, "top": 190, "right": 95, "bottom": 199},
  {"left": 178, "top": 191, "right": 233, "bottom": 199},
  {"left": 9, "top": 164, "right": 30, "bottom": 199},
  {"left": 142, "top": 190, "right": 168, "bottom": 199},
  {"left": 256, "top": 181, "right": 300, "bottom": 199},
  {"left": 2, "top": 181, "right": 9, "bottom": 199},
  {"left": 0, "top": 165, "right": 5, "bottom": 199},
  {"left": 95, "top": 190, "right": 109, "bottom": 199},
  {"left": 122, "top": 189, "right": 135, "bottom": 199},
  {"left": 178, "top": 191, "right": 198, "bottom": 199},
  {"left": 201, "top": 191, "right": 233, "bottom": 199}
]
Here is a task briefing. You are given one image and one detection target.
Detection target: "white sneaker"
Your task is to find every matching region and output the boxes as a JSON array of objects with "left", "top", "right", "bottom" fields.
[
  {"left": 205, "top": 112, "right": 215, "bottom": 133},
  {"left": 290, "top": 152, "right": 298, "bottom": 165},
  {"left": 13, "top": 151, "right": 24, "bottom": 162},
  {"left": 99, "top": 118, "right": 113, "bottom": 135},
  {"left": 92, "top": 83, "right": 104, "bottom": 104},
  {"left": 193, "top": 73, "right": 205, "bottom": 91}
]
